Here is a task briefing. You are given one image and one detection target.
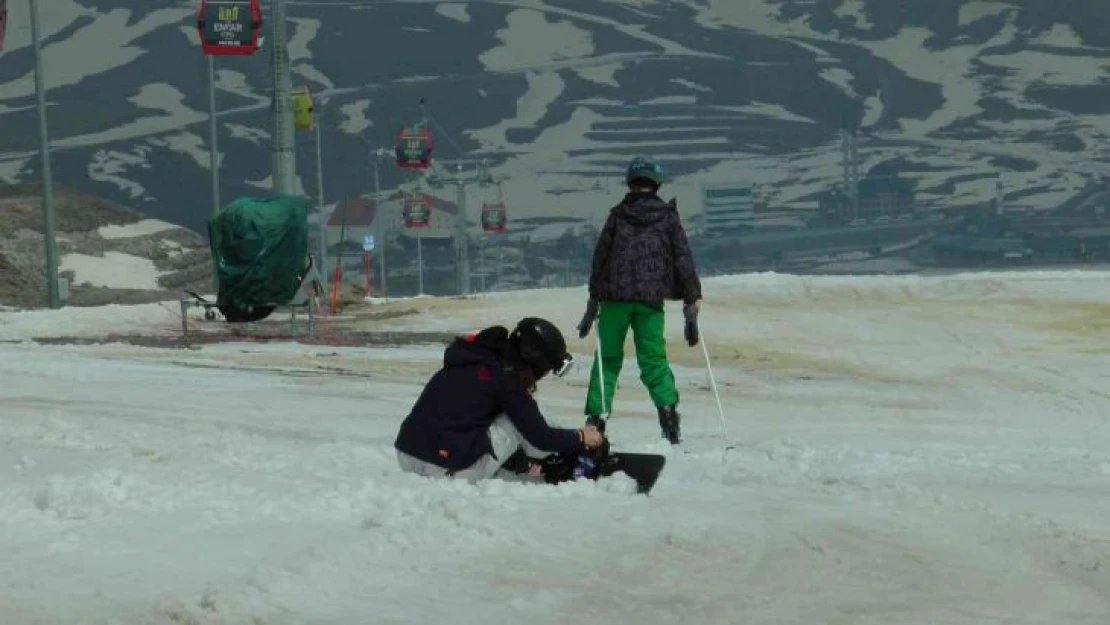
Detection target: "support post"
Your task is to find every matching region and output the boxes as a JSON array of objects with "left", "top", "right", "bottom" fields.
[
  {"left": 208, "top": 55, "right": 220, "bottom": 216},
  {"left": 30, "top": 0, "right": 59, "bottom": 309},
  {"left": 269, "top": 0, "right": 296, "bottom": 195},
  {"left": 372, "top": 156, "right": 387, "bottom": 296},
  {"left": 207, "top": 54, "right": 220, "bottom": 293},
  {"left": 315, "top": 116, "right": 327, "bottom": 295},
  {"left": 455, "top": 172, "right": 469, "bottom": 295},
  {"left": 428, "top": 159, "right": 490, "bottom": 296},
  {"left": 416, "top": 232, "right": 424, "bottom": 295},
  {"left": 364, "top": 251, "right": 372, "bottom": 296}
]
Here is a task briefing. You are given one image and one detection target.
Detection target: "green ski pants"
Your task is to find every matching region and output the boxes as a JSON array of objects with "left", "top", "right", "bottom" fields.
[{"left": 584, "top": 301, "right": 678, "bottom": 416}]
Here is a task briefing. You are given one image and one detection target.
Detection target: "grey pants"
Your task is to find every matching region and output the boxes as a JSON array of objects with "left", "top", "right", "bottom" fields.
[{"left": 396, "top": 414, "right": 546, "bottom": 483}]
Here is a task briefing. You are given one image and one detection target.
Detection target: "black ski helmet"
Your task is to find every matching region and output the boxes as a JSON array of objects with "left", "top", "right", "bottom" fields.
[{"left": 510, "top": 317, "right": 574, "bottom": 378}]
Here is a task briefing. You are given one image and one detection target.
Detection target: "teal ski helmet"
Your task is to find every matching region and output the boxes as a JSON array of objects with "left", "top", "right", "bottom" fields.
[{"left": 625, "top": 157, "right": 664, "bottom": 189}]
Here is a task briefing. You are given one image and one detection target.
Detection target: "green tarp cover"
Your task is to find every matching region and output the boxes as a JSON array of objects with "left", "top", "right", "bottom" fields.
[{"left": 208, "top": 195, "right": 309, "bottom": 320}]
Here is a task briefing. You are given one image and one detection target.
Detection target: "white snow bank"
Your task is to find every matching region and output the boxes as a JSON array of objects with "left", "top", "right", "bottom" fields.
[
  {"left": 0, "top": 301, "right": 181, "bottom": 340},
  {"left": 97, "top": 218, "right": 179, "bottom": 239},
  {"left": 4, "top": 270, "right": 1110, "bottom": 345},
  {"left": 59, "top": 252, "right": 162, "bottom": 290},
  {"left": 363, "top": 293, "right": 435, "bottom": 305}
]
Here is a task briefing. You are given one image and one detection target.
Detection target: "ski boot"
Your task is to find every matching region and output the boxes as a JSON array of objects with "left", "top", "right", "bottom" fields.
[{"left": 658, "top": 405, "right": 681, "bottom": 445}]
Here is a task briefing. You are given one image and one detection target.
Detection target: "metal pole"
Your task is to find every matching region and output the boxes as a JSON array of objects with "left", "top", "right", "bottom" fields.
[
  {"left": 373, "top": 156, "right": 386, "bottom": 296},
  {"left": 416, "top": 232, "right": 424, "bottom": 295},
  {"left": 315, "top": 116, "right": 327, "bottom": 294},
  {"left": 269, "top": 0, "right": 296, "bottom": 195},
  {"left": 208, "top": 55, "right": 219, "bottom": 215},
  {"left": 850, "top": 130, "right": 860, "bottom": 220},
  {"left": 30, "top": 0, "right": 59, "bottom": 309},
  {"left": 207, "top": 54, "right": 220, "bottom": 293},
  {"left": 429, "top": 158, "right": 488, "bottom": 295},
  {"left": 454, "top": 167, "right": 470, "bottom": 295}
]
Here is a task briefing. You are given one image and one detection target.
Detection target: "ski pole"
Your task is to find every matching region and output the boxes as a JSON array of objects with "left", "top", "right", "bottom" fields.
[
  {"left": 594, "top": 311, "right": 608, "bottom": 418},
  {"left": 698, "top": 325, "right": 734, "bottom": 452}
]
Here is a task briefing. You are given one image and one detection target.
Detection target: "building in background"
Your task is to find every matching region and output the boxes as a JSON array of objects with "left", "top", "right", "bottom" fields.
[
  {"left": 697, "top": 182, "right": 804, "bottom": 234},
  {"left": 325, "top": 191, "right": 460, "bottom": 254},
  {"left": 699, "top": 183, "right": 756, "bottom": 233},
  {"left": 817, "top": 174, "right": 916, "bottom": 225}
]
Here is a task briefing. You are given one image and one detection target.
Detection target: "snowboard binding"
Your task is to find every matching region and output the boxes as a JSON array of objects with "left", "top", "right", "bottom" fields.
[
  {"left": 500, "top": 436, "right": 611, "bottom": 484},
  {"left": 500, "top": 437, "right": 664, "bottom": 495}
]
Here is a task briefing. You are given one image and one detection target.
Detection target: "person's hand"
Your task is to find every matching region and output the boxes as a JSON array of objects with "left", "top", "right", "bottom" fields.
[
  {"left": 581, "top": 425, "right": 604, "bottom": 449},
  {"left": 577, "top": 298, "right": 599, "bottom": 338},
  {"left": 683, "top": 299, "right": 701, "bottom": 346}
]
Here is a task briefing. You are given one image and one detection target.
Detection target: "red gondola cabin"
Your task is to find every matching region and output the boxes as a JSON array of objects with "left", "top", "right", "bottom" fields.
[
  {"left": 402, "top": 193, "right": 431, "bottom": 228},
  {"left": 197, "top": 0, "right": 263, "bottom": 56},
  {"left": 481, "top": 202, "right": 507, "bottom": 232},
  {"left": 395, "top": 126, "right": 434, "bottom": 171}
]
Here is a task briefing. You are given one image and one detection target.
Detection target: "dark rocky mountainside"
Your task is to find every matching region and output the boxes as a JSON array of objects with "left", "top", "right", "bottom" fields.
[{"left": 0, "top": 0, "right": 1107, "bottom": 240}]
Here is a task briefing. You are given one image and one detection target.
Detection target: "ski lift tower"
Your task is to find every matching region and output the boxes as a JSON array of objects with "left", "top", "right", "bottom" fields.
[
  {"left": 269, "top": 0, "right": 296, "bottom": 194},
  {"left": 29, "top": 0, "right": 60, "bottom": 308},
  {"left": 840, "top": 107, "right": 861, "bottom": 221},
  {"left": 426, "top": 159, "right": 495, "bottom": 295}
]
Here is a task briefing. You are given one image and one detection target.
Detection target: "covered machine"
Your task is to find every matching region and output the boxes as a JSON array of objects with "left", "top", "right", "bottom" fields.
[{"left": 184, "top": 195, "right": 320, "bottom": 330}]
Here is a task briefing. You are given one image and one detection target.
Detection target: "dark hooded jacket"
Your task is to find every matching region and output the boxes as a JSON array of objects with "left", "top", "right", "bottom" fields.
[
  {"left": 393, "top": 327, "right": 584, "bottom": 472},
  {"left": 589, "top": 192, "right": 702, "bottom": 305}
]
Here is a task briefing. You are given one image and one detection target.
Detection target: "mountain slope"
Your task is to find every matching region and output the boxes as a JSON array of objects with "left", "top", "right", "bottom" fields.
[{"left": 1, "top": 0, "right": 1108, "bottom": 238}]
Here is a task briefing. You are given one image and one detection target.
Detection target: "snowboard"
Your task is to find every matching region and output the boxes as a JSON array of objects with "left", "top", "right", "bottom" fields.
[
  {"left": 595, "top": 452, "right": 667, "bottom": 494},
  {"left": 543, "top": 451, "right": 666, "bottom": 495},
  {"left": 502, "top": 449, "right": 667, "bottom": 495}
]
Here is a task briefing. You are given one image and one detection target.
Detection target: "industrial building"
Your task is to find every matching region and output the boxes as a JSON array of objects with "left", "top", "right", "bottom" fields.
[
  {"left": 817, "top": 175, "right": 916, "bottom": 225},
  {"left": 698, "top": 182, "right": 805, "bottom": 234}
]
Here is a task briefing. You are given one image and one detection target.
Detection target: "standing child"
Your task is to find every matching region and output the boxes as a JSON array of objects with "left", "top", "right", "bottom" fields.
[{"left": 576, "top": 157, "right": 703, "bottom": 444}]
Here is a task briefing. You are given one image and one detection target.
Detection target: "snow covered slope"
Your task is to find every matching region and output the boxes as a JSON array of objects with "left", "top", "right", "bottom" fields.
[
  {"left": 1, "top": 1, "right": 1109, "bottom": 238},
  {"left": 2, "top": 269, "right": 1109, "bottom": 623}
]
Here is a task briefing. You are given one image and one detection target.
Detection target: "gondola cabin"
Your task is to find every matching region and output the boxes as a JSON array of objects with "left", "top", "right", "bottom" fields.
[
  {"left": 292, "top": 86, "right": 314, "bottom": 131},
  {"left": 402, "top": 193, "right": 431, "bottom": 228},
  {"left": 481, "top": 202, "right": 507, "bottom": 232},
  {"left": 197, "top": 0, "right": 263, "bottom": 56},
  {"left": 394, "top": 126, "right": 433, "bottom": 171},
  {"left": 0, "top": 0, "right": 7, "bottom": 51}
]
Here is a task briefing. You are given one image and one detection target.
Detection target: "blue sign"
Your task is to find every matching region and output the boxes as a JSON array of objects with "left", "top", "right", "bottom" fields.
[{"left": 362, "top": 234, "right": 375, "bottom": 251}]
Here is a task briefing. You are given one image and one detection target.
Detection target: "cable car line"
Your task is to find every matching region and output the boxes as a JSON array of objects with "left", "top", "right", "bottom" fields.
[{"left": 418, "top": 100, "right": 470, "bottom": 160}]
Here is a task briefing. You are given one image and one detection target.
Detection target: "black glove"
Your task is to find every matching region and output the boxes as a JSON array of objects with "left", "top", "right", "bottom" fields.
[
  {"left": 540, "top": 453, "right": 577, "bottom": 483},
  {"left": 577, "top": 298, "right": 599, "bottom": 338},
  {"left": 683, "top": 302, "right": 699, "bottom": 347}
]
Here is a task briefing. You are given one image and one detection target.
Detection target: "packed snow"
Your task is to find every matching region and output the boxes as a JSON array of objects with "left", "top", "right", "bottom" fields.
[
  {"left": 58, "top": 252, "right": 164, "bottom": 290},
  {"left": 97, "top": 219, "right": 180, "bottom": 240},
  {"left": 0, "top": 300, "right": 186, "bottom": 340},
  {"left": 2, "top": 270, "right": 1109, "bottom": 624}
]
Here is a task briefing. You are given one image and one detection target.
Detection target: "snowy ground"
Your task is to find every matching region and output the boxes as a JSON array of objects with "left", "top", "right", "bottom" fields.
[{"left": 2, "top": 271, "right": 1110, "bottom": 624}]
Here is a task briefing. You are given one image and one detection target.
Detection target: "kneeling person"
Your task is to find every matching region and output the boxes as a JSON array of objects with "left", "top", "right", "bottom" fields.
[{"left": 394, "top": 317, "right": 605, "bottom": 482}]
